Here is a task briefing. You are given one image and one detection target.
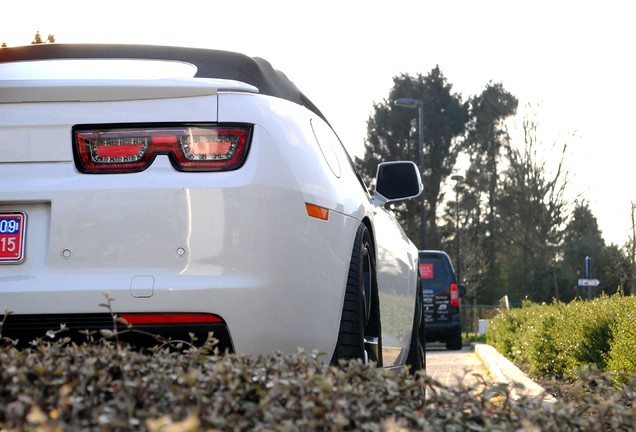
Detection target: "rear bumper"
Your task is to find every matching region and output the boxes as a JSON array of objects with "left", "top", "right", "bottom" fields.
[
  {"left": 0, "top": 208, "right": 355, "bottom": 357},
  {"left": 425, "top": 315, "right": 462, "bottom": 341}
]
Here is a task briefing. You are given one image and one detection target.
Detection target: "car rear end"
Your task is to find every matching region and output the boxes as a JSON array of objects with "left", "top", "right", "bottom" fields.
[
  {"left": 419, "top": 250, "right": 463, "bottom": 350},
  {"left": 0, "top": 47, "right": 359, "bottom": 357}
]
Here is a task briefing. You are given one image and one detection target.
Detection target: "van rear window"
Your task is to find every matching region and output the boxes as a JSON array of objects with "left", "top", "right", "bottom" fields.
[{"left": 419, "top": 256, "right": 450, "bottom": 288}]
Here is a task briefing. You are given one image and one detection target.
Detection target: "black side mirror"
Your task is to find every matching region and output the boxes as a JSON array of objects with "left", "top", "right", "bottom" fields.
[{"left": 374, "top": 161, "right": 422, "bottom": 206}]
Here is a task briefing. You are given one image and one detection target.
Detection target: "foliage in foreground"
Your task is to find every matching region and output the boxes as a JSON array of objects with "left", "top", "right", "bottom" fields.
[
  {"left": 486, "top": 293, "right": 636, "bottom": 383},
  {"left": 1, "top": 340, "right": 636, "bottom": 431}
]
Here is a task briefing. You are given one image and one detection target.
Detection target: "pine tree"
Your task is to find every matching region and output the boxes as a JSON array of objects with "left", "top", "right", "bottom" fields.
[{"left": 355, "top": 68, "right": 468, "bottom": 249}]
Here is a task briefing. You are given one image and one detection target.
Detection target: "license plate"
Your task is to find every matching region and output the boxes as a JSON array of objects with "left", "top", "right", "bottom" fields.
[{"left": 0, "top": 212, "right": 27, "bottom": 264}]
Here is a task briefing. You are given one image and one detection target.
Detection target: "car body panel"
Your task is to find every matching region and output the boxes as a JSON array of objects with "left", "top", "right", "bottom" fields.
[
  {"left": 0, "top": 45, "right": 420, "bottom": 366},
  {"left": 0, "top": 78, "right": 258, "bottom": 103},
  {"left": 374, "top": 209, "right": 419, "bottom": 363},
  {"left": 0, "top": 58, "right": 201, "bottom": 80},
  {"left": 0, "top": 95, "right": 222, "bottom": 163}
]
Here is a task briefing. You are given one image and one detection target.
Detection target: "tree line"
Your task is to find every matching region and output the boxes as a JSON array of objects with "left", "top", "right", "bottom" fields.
[
  {"left": 355, "top": 68, "right": 634, "bottom": 305},
  {"left": 1, "top": 31, "right": 55, "bottom": 48}
]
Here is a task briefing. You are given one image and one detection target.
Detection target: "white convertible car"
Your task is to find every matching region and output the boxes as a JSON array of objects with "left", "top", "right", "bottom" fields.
[{"left": 0, "top": 44, "right": 424, "bottom": 371}]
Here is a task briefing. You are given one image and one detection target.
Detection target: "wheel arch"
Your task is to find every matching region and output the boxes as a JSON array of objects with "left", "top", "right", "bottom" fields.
[{"left": 361, "top": 216, "right": 382, "bottom": 352}]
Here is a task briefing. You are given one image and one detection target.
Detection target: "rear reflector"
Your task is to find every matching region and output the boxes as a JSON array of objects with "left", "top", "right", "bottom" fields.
[
  {"left": 74, "top": 124, "right": 252, "bottom": 173},
  {"left": 119, "top": 313, "right": 224, "bottom": 325}
]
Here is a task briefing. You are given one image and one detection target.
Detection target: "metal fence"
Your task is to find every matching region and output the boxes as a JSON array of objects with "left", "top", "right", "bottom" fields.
[{"left": 461, "top": 302, "right": 510, "bottom": 334}]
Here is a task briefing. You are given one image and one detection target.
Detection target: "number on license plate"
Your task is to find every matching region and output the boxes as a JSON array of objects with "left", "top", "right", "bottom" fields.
[{"left": 0, "top": 212, "right": 26, "bottom": 264}]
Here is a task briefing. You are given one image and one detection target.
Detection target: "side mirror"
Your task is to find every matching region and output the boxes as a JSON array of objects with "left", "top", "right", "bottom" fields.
[
  {"left": 459, "top": 284, "right": 467, "bottom": 297},
  {"left": 373, "top": 161, "right": 422, "bottom": 206}
]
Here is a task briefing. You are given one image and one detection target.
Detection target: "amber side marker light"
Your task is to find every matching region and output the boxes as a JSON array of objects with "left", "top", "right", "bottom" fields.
[{"left": 305, "top": 203, "right": 329, "bottom": 221}]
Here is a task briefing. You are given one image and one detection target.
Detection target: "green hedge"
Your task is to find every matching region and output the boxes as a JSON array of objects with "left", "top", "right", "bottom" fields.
[
  {"left": 2, "top": 341, "right": 636, "bottom": 430},
  {"left": 486, "top": 293, "right": 636, "bottom": 383},
  {"left": 606, "top": 297, "right": 636, "bottom": 383}
]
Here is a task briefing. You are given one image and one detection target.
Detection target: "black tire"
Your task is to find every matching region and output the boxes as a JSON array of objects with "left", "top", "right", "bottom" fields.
[
  {"left": 418, "top": 299, "right": 426, "bottom": 356},
  {"left": 331, "top": 224, "right": 381, "bottom": 366},
  {"left": 406, "top": 281, "right": 425, "bottom": 375},
  {"left": 446, "top": 330, "right": 463, "bottom": 351}
]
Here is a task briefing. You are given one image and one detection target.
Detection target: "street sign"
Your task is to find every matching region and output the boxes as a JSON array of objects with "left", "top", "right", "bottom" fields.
[{"left": 578, "top": 279, "right": 600, "bottom": 287}]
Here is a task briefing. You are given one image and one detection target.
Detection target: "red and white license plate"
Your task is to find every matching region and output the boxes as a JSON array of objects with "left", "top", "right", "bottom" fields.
[{"left": 0, "top": 212, "right": 27, "bottom": 264}]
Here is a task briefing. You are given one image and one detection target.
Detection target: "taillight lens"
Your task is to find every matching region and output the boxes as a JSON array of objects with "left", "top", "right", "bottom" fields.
[
  {"left": 74, "top": 124, "right": 252, "bottom": 173},
  {"left": 450, "top": 283, "right": 460, "bottom": 307}
]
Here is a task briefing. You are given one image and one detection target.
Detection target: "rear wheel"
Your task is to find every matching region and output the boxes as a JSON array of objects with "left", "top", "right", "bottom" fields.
[
  {"left": 331, "top": 224, "right": 381, "bottom": 366},
  {"left": 405, "top": 282, "right": 425, "bottom": 375},
  {"left": 446, "top": 330, "right": 463, "bottom": 351}
]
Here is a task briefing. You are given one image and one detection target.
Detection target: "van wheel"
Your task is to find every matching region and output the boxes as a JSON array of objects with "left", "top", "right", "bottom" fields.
[
  {"left": 446, "top": 331, "right": 463, "bottom": 351},
  {"left": 331, "top": 224, "right": 381, "bottom": 366}
]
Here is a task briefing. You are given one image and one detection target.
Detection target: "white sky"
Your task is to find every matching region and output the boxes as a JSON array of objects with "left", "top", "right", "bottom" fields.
[{"left": 2, "top": 0, "right": 635, "bottom": 246}]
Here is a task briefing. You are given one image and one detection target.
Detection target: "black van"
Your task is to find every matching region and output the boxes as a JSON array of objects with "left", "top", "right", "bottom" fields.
[{"left": 419, "top": 250, "right": 466, "bottom": 350}]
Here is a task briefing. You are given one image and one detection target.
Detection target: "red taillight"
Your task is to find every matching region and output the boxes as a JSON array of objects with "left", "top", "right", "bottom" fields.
[
  {"left": 450, "top": 283, "right": 460, "bottom": 307},
  {"left": 74, "top": 124, "right": 251, "bottom": 173},
  {"left": 95, "top": 141, "right": 146, "bottom": 159},
  {"left": 119, "top": 313, "right": 224, "bottom": 325}
]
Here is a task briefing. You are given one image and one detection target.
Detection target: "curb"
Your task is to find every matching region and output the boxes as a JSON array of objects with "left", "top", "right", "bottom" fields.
[{"left": 473, "top": 343, "right": 557, "bottom": 406}]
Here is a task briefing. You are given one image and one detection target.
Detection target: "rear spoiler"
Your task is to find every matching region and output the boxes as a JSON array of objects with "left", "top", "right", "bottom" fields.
[{"left": 0, "top": 78, "right": 259, "bottom": 103}]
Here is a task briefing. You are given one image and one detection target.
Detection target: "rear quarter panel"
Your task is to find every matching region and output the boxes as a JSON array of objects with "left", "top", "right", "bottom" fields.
[{"left": 373, "top": 208, "right": 418, "bottom": 365}]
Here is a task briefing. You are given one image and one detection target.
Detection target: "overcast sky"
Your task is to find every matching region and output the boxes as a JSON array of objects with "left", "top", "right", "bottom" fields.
[{"left": 2, "top": 0, "right": 634, "bottom": 246}]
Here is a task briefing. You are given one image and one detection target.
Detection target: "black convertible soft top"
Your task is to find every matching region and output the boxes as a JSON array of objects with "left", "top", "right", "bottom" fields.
[{"left": 0, "top": 43, "right": 326, "bottom": 121}]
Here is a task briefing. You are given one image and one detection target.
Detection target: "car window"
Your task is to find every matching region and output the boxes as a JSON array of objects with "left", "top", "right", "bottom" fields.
[{"left": 420, "top": 256, "right": 450, "bottom": 291}]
